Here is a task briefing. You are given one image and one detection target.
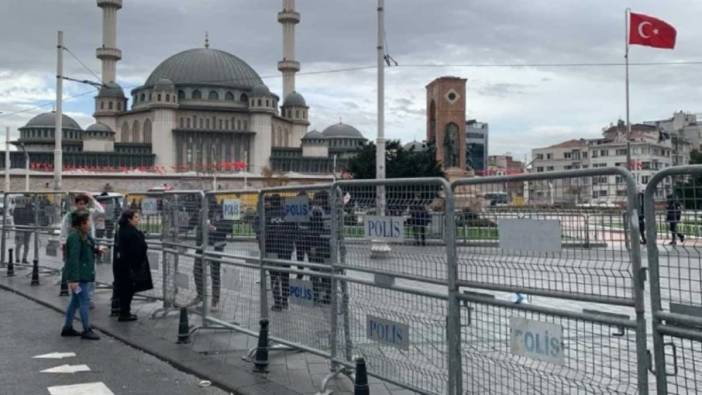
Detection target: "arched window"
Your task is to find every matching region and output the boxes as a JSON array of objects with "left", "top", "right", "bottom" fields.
[
  {"left": 243, "top": 120, "right": 248, "bottom": 129},
  {"left": 108, "top": 101, "right": 113, "bottom": 110},
  {"left": 199, "top": 118, "right": 203, "bottom": 128},
  {"left": 296, "top": 110, "right": 300, "bottom": 118},
  {"left": 178, "top": 90, "right": 185, "bottom": 100},
  {"left": 157, "top": 94, "right": 162, "bottom": 101},
  {"left": 165, "top": 94, "right": 170, "bottom": 102},
  {"left": 192, "top": 89, "right": 202, "bottom": 100},
  {"left": 100, "top": 101, "right": 104, "bottom": 110},
  {"left": 266, "top": 99, "right": 270, "bottom": 107},
  {"left": 206, "top": 119, "right": 210, "bottom": 129},
  {"left": 180, "top": 118, "right": 184, "bottom": 128},
  {"left": 236, "top": 119, "right": 241, "bottom": 130},
  {"left": 209, "top": 91, "right": 219, "bottom": 100},
  {"left": 140, "top": 93, "right": 146, "bottom": 102},
  {"left": 225, "top": 91, "right": 235, "bottom": 101},
  {"left": 117, "top": 102, "right": 122, "bottom": 111},
  {"left": 240, "top": 93, "right": 248, "bottom": 102},
  {"left": 257, "top": 99, "right": 262, "bottom": 107},
  {"left": 121, "top": 121, "right": 130, "bottom": 143},
  {"left": 132, "top": 120, "right": 141, "bottom": 143},
  {"left": 187, "top": 118, "right": 191, "bottom": 128},
  {"left": 219, "top": 119, "right": 223, "bottom": 129},
  {"left": 143, "top": 119, "right": 152, "bottom": 143}
]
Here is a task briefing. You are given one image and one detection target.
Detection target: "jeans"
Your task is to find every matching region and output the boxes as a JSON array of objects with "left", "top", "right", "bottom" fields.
[{"left": 63, "top": 281, "right": 91, "bottom": 331}]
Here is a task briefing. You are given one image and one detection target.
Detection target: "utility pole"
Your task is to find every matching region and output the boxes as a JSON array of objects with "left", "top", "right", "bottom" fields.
[
  {"left": 54, "top": 31, "right": 63, "bottom": 191},
  {"left": 371, "top": 0, "right": 391, "bottom": 258},
  {"left": 20, "top": 144, "right": 29, "bottom": 191},
  {"left": 4, "top": 126, "right": 10, "bottom": 192}
]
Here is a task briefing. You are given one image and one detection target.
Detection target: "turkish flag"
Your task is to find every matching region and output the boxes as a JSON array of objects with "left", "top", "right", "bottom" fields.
[{"left": 629, "top": 12, "right": 676, "bottom": 49}]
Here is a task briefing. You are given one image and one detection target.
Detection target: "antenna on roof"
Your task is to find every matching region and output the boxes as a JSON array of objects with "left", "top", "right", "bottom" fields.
[{"left": 205, "top": 31, "right": 210, "bottom": 49}]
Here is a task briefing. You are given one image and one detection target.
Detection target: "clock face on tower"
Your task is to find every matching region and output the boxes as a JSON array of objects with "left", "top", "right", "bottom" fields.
[{"left": 445, "top": 89, "right": 460, "bottom": 104}]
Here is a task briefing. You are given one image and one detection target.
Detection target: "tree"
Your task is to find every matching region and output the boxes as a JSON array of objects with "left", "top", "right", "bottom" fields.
[
  {"left": 674, "top": 149, "right": 702, "bottom": 209},
  {"left": 346, "top": 140, "right": 444, "bottom": 179}
]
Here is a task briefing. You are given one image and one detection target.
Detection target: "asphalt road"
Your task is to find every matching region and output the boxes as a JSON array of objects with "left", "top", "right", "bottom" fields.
[{"left": 0, "top": 288, "right": 230, "bottom": 395}]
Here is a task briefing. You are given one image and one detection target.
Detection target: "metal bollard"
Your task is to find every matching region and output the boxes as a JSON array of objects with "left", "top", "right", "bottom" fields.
[
  {"left": 353, "top": 358, "right": 369, "bottom": 395},
  {"left": 7, "top": 249, "right": 14, "bottom": 277},
  {"left": 253, "top": 319, "right": 269, "bottom": 373},
  {"left": 30, "top": 259, "right": 39, "bottom": 286},
  {"left": 176, "top": 307, "right": 190, "bottom": 344}
]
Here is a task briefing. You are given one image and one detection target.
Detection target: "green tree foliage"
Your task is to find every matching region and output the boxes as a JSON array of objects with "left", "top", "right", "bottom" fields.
[
  {"left": 674, "top": 149, "right": 702, "bottom": 209},
  {"left": 346, "top": 140, "right": 444, "bottom": 179}
]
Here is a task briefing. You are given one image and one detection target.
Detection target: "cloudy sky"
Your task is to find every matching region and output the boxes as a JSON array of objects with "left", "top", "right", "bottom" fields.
[{"left": 1, "top": 0, "right": 701, "bottom": 160}]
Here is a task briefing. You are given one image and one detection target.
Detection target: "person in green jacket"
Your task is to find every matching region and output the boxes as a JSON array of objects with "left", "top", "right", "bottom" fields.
[{"left": 60, "top": 210, "right": 100, "bottom": 340}]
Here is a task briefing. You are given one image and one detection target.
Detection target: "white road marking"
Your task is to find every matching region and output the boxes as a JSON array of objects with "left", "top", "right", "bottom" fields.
[
  {"left": 48, "top": 382, "right": 114, "bottom": 395},
  {"left": 40, "top": 364, "right": 91, "bottom": 374},
  {"left": 32, "top": 352, "right": 76, "bottom": 359}
]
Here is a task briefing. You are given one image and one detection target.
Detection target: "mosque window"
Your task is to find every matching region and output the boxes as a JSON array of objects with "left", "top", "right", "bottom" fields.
[
  {"left": 100, "top": 101, "right": 104, "bottom": 110},
  {"left": 117, "top": 102, "right": 122, "bottom": 111},
  {"left": 296, "top": 110, "right": 300, "bottom": 118},
  {"left": 143, "top": 119, "right": 152, "bottom": 143},
  {"left": 192, "top": 90, "right": 202, "bottom": 100},
  {"left": 109, "top": 101, "right": 113, "bottom": 110},
  {"left": 219, "top": 119, "right": 223, "bottom": 129},
  {"left": 178, "top": 90, "right": 185, "bottom": 100},
  {"left": 166, "top": 94, "right": 170, "bottom": 102},
  {"left": 209, "top": 91, "right": 219, "bottom": 100},
  {"left": 206, "top": 119, "right": 210, "bottom": 129},
  {"left": 266, "top": 99, "right": 270, "bottom": 107},
  {"left": 257, "top": 99, "right": 262, "bottom": 107},
  {"left": 157, "top": 94, "right": 162, "bottom": 101},
  {"left": 199, "top": 119, "right": 204, "bottom": 128},
  {"left": 225, "top": 92, "right": 235, "bottom": 101},
  {"left": 225, "top": 120, "right": 229, "bottom": 129},
  {"left": 180, "top": 118, "right": 184, "bottom": 128},
  {"left": 187, "top": 118, "right": 191, "bottom": 128},
  {"left": 243, "top": 120, "right": 248, "bottom": 129},
  {"left": 140, "top": 93, "right": 145, "bottom": 102},
  {"left": 240, "top": 93, "right": 248, "bottom": 102},
  {"left": 149, "top": 93, "right": 152, "bottom": 101}
]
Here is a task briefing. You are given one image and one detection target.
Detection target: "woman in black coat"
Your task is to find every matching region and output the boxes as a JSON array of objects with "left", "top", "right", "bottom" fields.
[{"left": 114, "top": 209, "right": 152, "bottom": 321}]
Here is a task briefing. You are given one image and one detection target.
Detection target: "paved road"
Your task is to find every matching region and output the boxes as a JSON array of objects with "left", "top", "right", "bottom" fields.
[{"left": 0, "top": 288, "right": 229, "bottom": 395}]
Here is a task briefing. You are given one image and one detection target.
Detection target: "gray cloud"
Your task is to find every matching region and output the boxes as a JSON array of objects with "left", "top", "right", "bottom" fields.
[{"left": 1, "top": 0, "right": 701, "bottom": 158}]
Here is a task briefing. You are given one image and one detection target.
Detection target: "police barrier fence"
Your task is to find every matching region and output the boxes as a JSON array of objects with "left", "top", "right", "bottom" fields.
[{"left": 644, "top": 165, "right": 702, "bottom": 395}]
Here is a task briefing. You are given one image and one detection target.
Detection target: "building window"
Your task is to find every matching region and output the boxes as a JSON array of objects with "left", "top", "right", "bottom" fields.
[
  {"left": 187, "top": 118, "right": 191, "bottom": 128},
  {"left": 117, "top": 102, "right": 122, "bottom": 111},
  {"left": 296, "top": 110, "right": 300, "bottom": 118},
  {"left": 564, "top": 152, "right": 571, "bottom": 159},
  {"left": 143, "top": 119, "right": 152, "bottom": 143},
  {"left": 535, "top": 153, "right": 543, "bottom": 160},
  {"left": 108, "top": 101, "right": 113, "bottom": 110},
  {"left": 257, "top": 99, "right": 262, "bottom": 107},
  {"left": 157, "top": 94, "right": 162, "bottom": 101},
  {"left": 240, "top": 93, "right": 248, "bottom": 102},
  {"left": 225, "top": 91, "right": 235, "bottom": 101},
  {"left": 199, "top": 119, "right": 204, "bottom": 128},
  {"left": 546, "top": 153, "right": 552, "bottom": 160},
  {"left": 642, "top": 175, "right": 650, "bottom": 184},
  {"left": 192, "top": 90, "right": 202, "bottom": 100},
  {"left": 546, "top": 166, "right": 554, "bottom": 171},
  {"left": 166, "top": 94, "right": 170, "bottom": 102},
  {"left": 140, "top": 93, "right": 146, "bottom": 102},
  {"left": 219, "top": 119, "right": 223, "bottom": 129},
  {"left": 209, "top": 91, "right": 219, "bottom": 100},
  {"left": 178, "top": 90, "right": 185, "bottom": 100},
  {"left": 236, "top": 119, "right": 241, "bottom": 130},
  {"left": 180, "top": 118, "right": 184, "bottom": 128},
  {"left": 615, "top": 149, "right": 627, "bottom": 156},
  {"left": 600, "top": 149, "right": 608, "bottom": 157},
  {"left": 206, "top": 119, "right": 210, "bottom": 129},
  {"left": 100, "top": 101, "right": 104, "bottom": 110}
]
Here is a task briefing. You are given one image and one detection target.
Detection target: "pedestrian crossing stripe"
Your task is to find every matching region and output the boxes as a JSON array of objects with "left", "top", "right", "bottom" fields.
[{"left": 48, "top": 382, "right": 114, "bottom": 395}]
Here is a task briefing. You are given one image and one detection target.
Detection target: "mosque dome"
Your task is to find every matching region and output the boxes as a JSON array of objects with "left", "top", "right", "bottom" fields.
[
  {"left": 283, "top": 91, "right": 306, "bottom": 107},
  {"left": 404, "top": 140, "right": 428, "bottom": 152},
  {"left": 98, "top": 82, "right": 125, "bottom": 98},
  {"left": 250, "top": 83, "right": 272, "bottom": 97},
  {"left": 23, "top": 112, "right": 82, "bottom": 130},
  {"left": 144, "top": 48, "right": 263, "bottom": 90},
  {"left": 302, "top": 130, "right": 324, "bottom": 140},
  {"left": 85, "top": 123, "right": 114, "bottom": 133},
  {"left": 322, "top": 122, "right": 365, "bottom": 139},
  {"left": 153, "top": 78, "right": 175, "bottom": 91}
]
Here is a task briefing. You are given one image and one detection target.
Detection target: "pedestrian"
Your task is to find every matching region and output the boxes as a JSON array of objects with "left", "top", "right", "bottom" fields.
[
  {"left": 309, "top": 191, "right": 332, "bottom": 305},
  {"left": 666, "top": 194, "right": 685, "bottom": 245},
  {"left": 409, "top": 193, "right": 430, "bottom": 246},
  {"left": 114, "top": 209, "right": 152, "bottom": 321},
  {"left": 266, "top": 194, "right": 295, "bottom": 311},
  {"left": 190, "top": 197, "right": 227, "bottom": 312},
  {"left": 60, "top": 210, "right": 100, "bottom": 340},
  {"left": 59, "top": 193, "right": 105, "bottom": 302},
  {"left": 638, "top": 192, "right": 646, "bottom": 244},
  {"left": 12, "top": 197, "right": 33, "bottom": 263}
]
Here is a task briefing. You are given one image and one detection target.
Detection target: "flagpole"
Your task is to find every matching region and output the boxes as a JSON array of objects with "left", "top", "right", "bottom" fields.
[{"left": 625, "top": 8, "right": 632, "bottom": 171}]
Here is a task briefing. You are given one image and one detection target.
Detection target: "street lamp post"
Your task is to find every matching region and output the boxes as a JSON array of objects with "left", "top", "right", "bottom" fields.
[
  {"left": 54, "top": 31, "right": 63, "bottom": 191},
  {"left": 20, "top": 143, "right": 29, "bottom": 191},
  {"left": 4, "top": 126, "right": 10, "bottom": 192}
]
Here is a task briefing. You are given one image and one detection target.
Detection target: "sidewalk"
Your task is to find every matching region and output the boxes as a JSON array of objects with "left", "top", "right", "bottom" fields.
[
  {"left": 0, "top": 236, "right": 411, "bottom": 395},
  {"left": 0, "top": 288, "right": 228, "bottom": 395}
]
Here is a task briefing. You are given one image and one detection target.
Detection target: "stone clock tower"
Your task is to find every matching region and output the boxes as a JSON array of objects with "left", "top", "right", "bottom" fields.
[{"left": 426, "top": 76, "right": 467, "bottom": 171}]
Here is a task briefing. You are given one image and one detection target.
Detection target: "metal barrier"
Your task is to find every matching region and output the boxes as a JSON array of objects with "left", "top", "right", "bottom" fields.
[
  {"left": 645, "top": 165, "right": 702, "bottom": 394},
  {"left": 452, "top": 168, "right": 648, "bottom": 394}
]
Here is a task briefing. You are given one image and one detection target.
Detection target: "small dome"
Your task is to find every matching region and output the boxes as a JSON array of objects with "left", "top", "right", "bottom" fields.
[
  {"left": 250, "top": 84, "right": 271, "bottom": 97},
  {"left": 85, "top": 123, "right": 114, "bottom": 134},
  {"left": 283, "top": 91, "right": 306, "bottom": 107},
  {"left": 404, "top": 140, "right": 427, "bottom": 152},
  {"left": 302, "top": 130, "right": 324, "bottom": 140},
  {"left": 322, "top": 122, "right": 365, "bottom": 139},
  {"left": 98, "top": 82, "right": 125, "bottom": 98},
  {"left": 154, "top": 78, "right": 175, "bottom": 91},
  {"left": 23, "top": 112, "right": 82, "bottom": 130}
]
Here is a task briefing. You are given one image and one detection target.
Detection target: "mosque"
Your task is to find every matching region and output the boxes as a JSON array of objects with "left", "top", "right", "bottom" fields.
[{"left": 11, "top": 0, "right": 367, "bottom": 174}]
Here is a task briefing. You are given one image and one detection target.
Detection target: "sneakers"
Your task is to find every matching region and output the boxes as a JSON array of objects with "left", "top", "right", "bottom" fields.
[
  {"left": 81, "top": 330, "right": 100, "bottom": 340},
  {"left": 60, "top": 327, "right": 81, "bottom": 337},
  {"left": 118, "top": 314, "right": 138, "bottom": 322},
  {"left": 186, "top": 297, "right": 203, "bottom": 307}
]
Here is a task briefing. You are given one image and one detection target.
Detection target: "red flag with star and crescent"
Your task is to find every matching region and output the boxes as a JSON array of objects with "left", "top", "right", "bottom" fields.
[{"left": 629, "top": 12, "right": 676, "bottom": 49}]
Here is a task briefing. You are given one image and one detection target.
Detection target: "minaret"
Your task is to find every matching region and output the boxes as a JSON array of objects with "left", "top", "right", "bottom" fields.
[
  {"left": 96, "top": 0, "right": 122, "bottom": 84},
  {"left": 278, "top": 0, "right": 300, "bottom": 99}
]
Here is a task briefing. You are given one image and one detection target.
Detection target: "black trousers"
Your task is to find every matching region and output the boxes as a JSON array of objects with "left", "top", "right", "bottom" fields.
[
  {"left": 413, "top": 225, "right": 426, "bottom": 246},
  {"left": 193, "top": 245, "right": 223, "bottom": 304},
  {"left": 269, "top": 251, "right": 291, "bottom": 307},
  {"left": 116, "top": 278, "right": 134, "bottom": 316},
  {"left": 310, "top": 249, "right": 331, "bottom": 304}
]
